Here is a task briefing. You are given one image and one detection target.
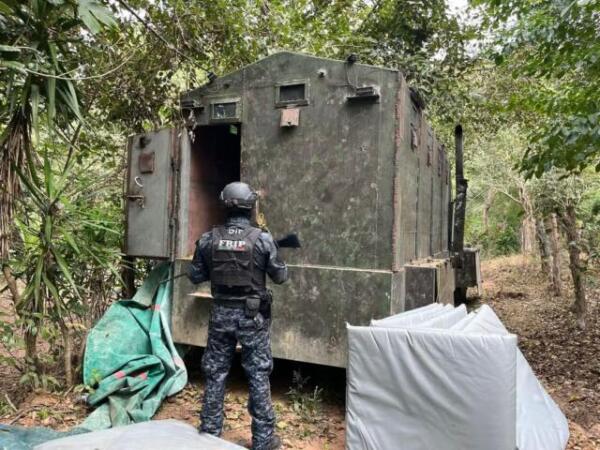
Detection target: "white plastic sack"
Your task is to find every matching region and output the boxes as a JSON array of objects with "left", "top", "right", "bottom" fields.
[{"left": 35, "top": 420, "right": 245, "bottom": 450}]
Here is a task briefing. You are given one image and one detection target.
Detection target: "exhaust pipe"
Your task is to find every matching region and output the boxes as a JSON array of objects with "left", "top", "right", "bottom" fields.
[{"left": 452, "top": 125, "right": 468, "bottom": 267}]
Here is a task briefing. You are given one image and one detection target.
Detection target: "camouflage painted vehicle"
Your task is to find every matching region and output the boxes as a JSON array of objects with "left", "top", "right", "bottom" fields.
[{"left": 124, "top": 52, "right": 480, "bottom": 367}]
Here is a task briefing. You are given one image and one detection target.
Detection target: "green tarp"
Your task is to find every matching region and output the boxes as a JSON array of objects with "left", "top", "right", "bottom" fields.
[
  {"left": 82, "top": 262, "right": 187, "bottom": 429},
  {"left": 0, "top": 262, "right": 188, "bottom": 449}
]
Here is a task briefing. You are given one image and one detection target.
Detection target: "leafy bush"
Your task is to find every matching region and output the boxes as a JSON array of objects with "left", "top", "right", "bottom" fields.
[{"left": 286, "top": 370, "right": 323, "bottom": 422}]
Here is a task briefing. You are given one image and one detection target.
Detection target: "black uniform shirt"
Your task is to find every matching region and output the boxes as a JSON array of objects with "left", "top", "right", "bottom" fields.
[{"left": 188, "top": 216, "right": 288, "bottom": 292}]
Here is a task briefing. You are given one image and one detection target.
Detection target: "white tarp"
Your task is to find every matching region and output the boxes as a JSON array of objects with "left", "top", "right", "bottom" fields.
[
  {"left": 346, "top": 304, "right": 569, "bottom": 450},
  {"left": 412, "top": 303, "right": 467, "bottom": 329},
  {"left": 370, "top": 303, "right": 451, "bottom": 328},
  {"left": 462, "top": 306, "right": 570, "bottom": 450},
  {"left": 35, "top": 420, "right": 245, "bottom": 450},
  {"left": 450, "top": 311, "right": 477, "bottom": 331}
]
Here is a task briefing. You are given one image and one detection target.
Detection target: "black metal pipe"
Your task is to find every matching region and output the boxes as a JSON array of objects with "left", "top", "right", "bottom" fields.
[
  {"left": 454, "top": 125, "right": 464, "bottom": 180},
  {"left": 452, "top": 125, "right": 468, "bottom": 262}
]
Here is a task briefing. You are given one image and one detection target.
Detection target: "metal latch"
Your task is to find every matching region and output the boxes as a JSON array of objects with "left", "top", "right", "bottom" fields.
[
  {"left": 127, "top": 177, "right": 145, "bottom": 208},
  {"left": 126, "top": 194, "right": 145, "bottom": 208}
]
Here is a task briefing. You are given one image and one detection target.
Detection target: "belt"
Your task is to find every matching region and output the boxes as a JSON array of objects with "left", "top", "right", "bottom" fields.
[{"left": 213, "top": 299, "right": 246, "bottom": 308}]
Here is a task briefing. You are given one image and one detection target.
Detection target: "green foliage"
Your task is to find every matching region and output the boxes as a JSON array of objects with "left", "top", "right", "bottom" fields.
[
  {"left": 492, "top": 226, "right": 521, "bottom": 256},
  {"left": 0, "top": 0, "right": 122, "bottom": 386},
  {"left": 359, "top": 0, "right": 477, "bottom": 113},
  {"left": 0, "top": 398, "right": 13, "bottom": 416},
  {"left": 1, "top": 122, "right": 123, "bottom": 385},
  {"left": 474, "top": 0, "right": 600, "bottom": 176},
  {"left": 466, "top": 193, "right": 523, "bottom": 256},
  {"left": 529, "top": 169, "right": 600, "bottom": 258},
  {"left": 286, "top": 370, "right": 323, "bottom": 422},
  {"left": 0, "top": 0, "right": 117, "bottom": 125},
  {"left": 19, "top": 370, "right": 60, "bottom": 391},
  {"left": 83, "top": 0, "right": 475, "bottom": 133},
  {"left": 0, "top": 0, "right": 596, "bottom": 387},
  {"left": 14, "top": 146, "right": 120, "bottom": 313}
]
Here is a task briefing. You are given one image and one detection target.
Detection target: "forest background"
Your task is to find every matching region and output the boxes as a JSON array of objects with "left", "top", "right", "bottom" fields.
[{"left": 0, "top": 0, "right": 599, "bottom": 393}]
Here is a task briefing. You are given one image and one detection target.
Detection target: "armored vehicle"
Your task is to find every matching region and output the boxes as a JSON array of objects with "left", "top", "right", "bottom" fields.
[{"left": 124, "top": 52, "right": 480, "bottom": 367}]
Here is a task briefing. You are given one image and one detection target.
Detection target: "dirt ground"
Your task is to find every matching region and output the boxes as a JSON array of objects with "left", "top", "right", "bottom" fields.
[
  {"left": 1, "top": 255, "right": 600, "bottom": 449},
  {"left": 480, "top": 255, "right": 600, "bottom": 450}
]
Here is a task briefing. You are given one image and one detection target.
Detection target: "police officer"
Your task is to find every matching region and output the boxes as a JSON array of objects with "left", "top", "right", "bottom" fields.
[{"left": 188, "top": 181, "right": 287, "bottom": 450}]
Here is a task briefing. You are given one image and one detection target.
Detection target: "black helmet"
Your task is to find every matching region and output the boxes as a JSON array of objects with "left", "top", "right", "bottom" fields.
[{"left": 220, "top": 182, "right": 258, "bottom": 210}]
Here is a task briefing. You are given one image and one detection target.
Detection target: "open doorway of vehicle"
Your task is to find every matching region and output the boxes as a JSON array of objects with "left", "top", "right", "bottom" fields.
[{"left": 179, "top": 124, "right": 241, "bottom": 257}]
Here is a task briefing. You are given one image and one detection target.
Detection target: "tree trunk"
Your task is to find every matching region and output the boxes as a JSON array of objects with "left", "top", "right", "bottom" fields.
[
  {"left": 519, "top": 186, "right": 536, "bottom": 254},
  {"left": 4, "top": 265, "right": 40, "bottom": 369},
  {"left": 521, "top": 216, "right": 536, "bottom": 254},
  {"left": 74, "top": 331, "right": 88, "bottom": 383},
  {"left": 546, "top": 214, "right": 562, "bottom": 296},
  {"left": 559, "top": 205, "right": 587, "bottom": 330},
  {"left": 483, "top": 190, "right": 494, "bottom": 234},
  {"left": 535, "top": 218, "right": 551, "bottom": 275},
  {"left": 121, "top": 255, "right": 136, "bottom": 299},
  {"left": 60, "top": 320, "right": 73, "bottom": 387},
  {"left": 25, "top": 329, "right": 38, "bottom": 368},
  {"left": 1, "top": 264, "right": 20, "bottom": 307}
]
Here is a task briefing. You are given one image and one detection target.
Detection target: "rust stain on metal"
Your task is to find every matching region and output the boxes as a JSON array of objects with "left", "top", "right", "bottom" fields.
[
  {"left": 392, "top": 72, "right": 405, "bottom": 272},
  {"left": 125, "top": 53, "right": 482, "bottom": 367},
  {"left": 138, "top": 151, "right": 155, "bottom": 174},
  {"left": 280, "top": 107, "right": 300, "bottom": 127}
]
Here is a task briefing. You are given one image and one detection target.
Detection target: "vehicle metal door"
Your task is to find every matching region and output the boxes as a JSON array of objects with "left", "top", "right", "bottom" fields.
[{"left": 125, "top": 128, "right": 180, "bottom": 259}]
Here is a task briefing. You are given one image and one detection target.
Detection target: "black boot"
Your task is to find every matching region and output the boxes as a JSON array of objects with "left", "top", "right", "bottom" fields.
[
  {"left": 268, "top": 435, "right": 282, "bottom": 449},
  {"left": 253, "top": 434, "right": 281, "bottom": 450}
]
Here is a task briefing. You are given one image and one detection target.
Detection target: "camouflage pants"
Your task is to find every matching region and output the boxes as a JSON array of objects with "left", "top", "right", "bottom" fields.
[{"left": 200, "top": 304, "right": 275, "bottom": 450}]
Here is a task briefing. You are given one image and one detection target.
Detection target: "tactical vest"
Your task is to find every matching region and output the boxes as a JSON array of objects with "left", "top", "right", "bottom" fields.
[{"left": 210, "top": 225, "right": 266, "bottom": 299}]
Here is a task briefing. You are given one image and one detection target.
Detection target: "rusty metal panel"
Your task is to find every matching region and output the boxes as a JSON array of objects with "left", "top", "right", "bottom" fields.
[
  {"left": 269, "top": 266, "right": 392, "bottom": 367},
  {"left": 438, "top": 259, "right": 456, "bottom": 304},
  {"left": 176, "top": 52, "right": 455, "bottom": 367},
  {"left": 442, "top": 151, "right": 451, "bottom": 252},
  {"left": 436, "top": 145, "right": 446, "bottom": 255},
  {"left": 461, "top": 247, "right": 483, "bottom": 294},
  {"left": 175, "top": 132, "right": 192, "bottom": 258},
  {"left": 400, "top": 92, "right": 420, "bottom": 263},
  {"left": 239, "top": 52, "right": 397, "bottom": 271},
  {"left": 405, "top": 264, "right": 436, "bottom": 310},
  {"left": 125, "top": 129, "right": 177, "bottom": 258},
  {"left": 171, "top": 260, "right": 212, "bottom": 346},
  {"left": 429, "top": 134, "right": 436, "bottom": 256},
  {"left": 391, "top": 269, "right": 406, "bottom": 314},
  {"left": 280, "top": 107, "right": 300, "bottom": 127},
  {"left": 392, "top": 73, "right": 406, "bottom": 270},
  {"left": 138, "top": 151, "right": 155, "bottom": 174},
  {"left": 431, "top": 140, "right": 442, "bottom": 255},
  {"left": 172, "top": 260, "right": 393, "bottom": 368},
  {"left": 405, "top": 259, "right": 455, "bottom": 308},
  {"left": 417, "top": 124, "right": 433, "bottom": 258}
]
